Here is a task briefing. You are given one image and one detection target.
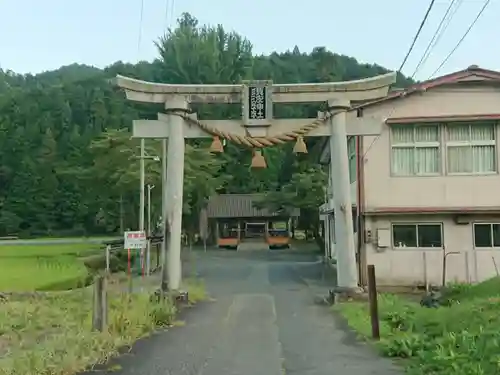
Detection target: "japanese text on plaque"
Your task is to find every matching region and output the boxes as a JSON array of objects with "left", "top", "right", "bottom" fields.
[{"left": 249, "top": 86, "right": 266, "bottom": 120}]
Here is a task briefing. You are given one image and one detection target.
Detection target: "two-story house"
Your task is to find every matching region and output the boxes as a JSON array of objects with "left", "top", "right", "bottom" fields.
[{"left": 321, "top": 65, "right": 500, "bottom": 287}]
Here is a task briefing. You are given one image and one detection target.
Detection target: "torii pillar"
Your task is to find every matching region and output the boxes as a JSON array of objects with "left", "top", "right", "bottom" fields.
[
  {"left": 163, "top": 97, "right": 189, "bottom": 291},
  {"left": 329, "top": 99, "right": 358, "bottom": 291}
]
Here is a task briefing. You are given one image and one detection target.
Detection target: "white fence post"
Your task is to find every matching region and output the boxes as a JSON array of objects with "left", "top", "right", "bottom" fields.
[{"left": 105, "top": 245, "right": 110, "bottom": 273}]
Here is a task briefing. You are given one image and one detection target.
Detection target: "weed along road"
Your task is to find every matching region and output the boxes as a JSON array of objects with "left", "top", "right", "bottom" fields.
[{"left": 97, "top": 250, "right": 401, "bottom": 375}]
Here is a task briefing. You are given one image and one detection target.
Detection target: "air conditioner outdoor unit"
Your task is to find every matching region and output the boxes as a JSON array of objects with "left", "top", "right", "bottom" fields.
[{"left": 453, "top": 215, "right": 470, "bottom": 225}]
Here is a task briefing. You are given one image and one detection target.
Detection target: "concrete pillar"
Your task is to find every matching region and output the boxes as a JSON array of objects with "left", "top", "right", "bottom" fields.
[
  {"left": 328, "top": 99, "right": 359, "bottom": 290},
  {"left": 164, "top": 97, "right": 189, "bottom": 291}
]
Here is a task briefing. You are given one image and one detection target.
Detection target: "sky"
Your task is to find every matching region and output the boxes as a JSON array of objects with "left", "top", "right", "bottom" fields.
[{"left": 0, "top": 0, "right": 498, "bottom": 81}]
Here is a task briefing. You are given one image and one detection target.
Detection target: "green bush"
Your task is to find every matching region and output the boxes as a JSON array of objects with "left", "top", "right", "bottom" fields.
[
  {"left": 149, "top": 299, "right": 177, "bottom": 326},
  {"left": 81, "top": 252, "right": 136, "bottom": 273},
  {"left": 338, "top": 278, "right": 500, "bottom": 374}
]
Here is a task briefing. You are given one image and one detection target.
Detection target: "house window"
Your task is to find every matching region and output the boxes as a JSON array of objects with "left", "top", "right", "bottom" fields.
[
  {"left": 391, "top": 124, "right": 440, "bottom": 176},
  {"left": 446, "top": 123, "right": 496, "bottom": 174},
  {"left": 347, "top": 136, "right": 356, "bottom": 183},
  {"left": 473, "top": 223, "right": 500, "bottom": 248},
  {"left": 392, "top": 223, "right": 443, "bottom": 248}
]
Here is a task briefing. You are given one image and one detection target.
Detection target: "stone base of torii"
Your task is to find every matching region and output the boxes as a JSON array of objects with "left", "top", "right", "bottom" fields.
[{"left": 116, "top": 73, "right": 396, "bottom": 291}]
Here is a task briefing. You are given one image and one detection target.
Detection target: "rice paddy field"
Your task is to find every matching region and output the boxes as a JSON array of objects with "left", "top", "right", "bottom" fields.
[{"left": 0, "top": 243, "right": 101, "bottom": 291}]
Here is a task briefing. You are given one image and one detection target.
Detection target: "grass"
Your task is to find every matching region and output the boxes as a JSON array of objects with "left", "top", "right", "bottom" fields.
[
  {"left": 337, "top": 278, "right": 500, "bottom": 375},
  {"left": 0, "top": 243, "right": 101, "bottom": 257},
  {"left": 0, "top": 257, "right": 89, "bottom": 291},
  {"left": 0, "top": 278, "right": 207, "bottom": 375},
  {"left": 0, "top": 244, "right": 101, "bottom": 291},
  {"left": 182, "top": 278, "right": 207, "bottom": 303},
  {"left": 0, "top": 242, "right": 209, "bottom": 374},
  {"left": 9, "top": 236, "right": 119, "bottom": 241}
]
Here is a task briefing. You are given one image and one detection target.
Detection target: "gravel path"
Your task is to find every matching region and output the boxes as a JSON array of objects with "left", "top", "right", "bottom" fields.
[{"left": 89, "top": 250, "right": 402, "bottom": 375}]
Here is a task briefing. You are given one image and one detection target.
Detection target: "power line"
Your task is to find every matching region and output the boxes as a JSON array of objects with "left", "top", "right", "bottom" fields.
[
  {"left": 164, "top": 0, "right": 171, "bottom": 32},
  {"left": 420, "top": 0, "right": 464, "bottom": 74},
  {"left": 363, "top": 0, "right": 438, "bottom": 159},
  {"left": 435, "top": 0, "right": 464, "bottom": 42},
  {"left": 411, "top": 0, "right": 461, "bottom": 78},
  {"left": 430, "top": 0, "right": 491, "bottom": 77},
  {"left": 164, "top": 0, "right": 169, "bottom": 31},
  {"left": 163, "top": 0, "right": 175, "bottom": 34},
  {"left": 398, "top": 0, "right": 437, "bottom": 72},
  {"left": 169, "top": 0, "right": 175, "bottom": 28},
  {"left": 137, "top": 0, "right": 145, "bottom": 57}
]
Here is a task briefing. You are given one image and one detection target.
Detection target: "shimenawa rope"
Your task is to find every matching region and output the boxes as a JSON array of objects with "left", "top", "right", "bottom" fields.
[{"left": 175, "top": 109, "right": 342, "bottom": 149}]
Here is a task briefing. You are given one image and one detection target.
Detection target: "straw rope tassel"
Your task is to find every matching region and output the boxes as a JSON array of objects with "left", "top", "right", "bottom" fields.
[
  {"left": 210, "top": 135, "right": 224, "bottom": 153},
  {"left": 293, "top": 136, "right": 307, "bottom": 153},
  {"left": 251, "top": 149, "right": 267, "bottom": 168}
]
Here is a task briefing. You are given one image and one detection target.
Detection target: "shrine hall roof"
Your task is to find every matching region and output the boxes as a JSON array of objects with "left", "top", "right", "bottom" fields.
[{"left": 206, "top": 194, "right": 300, "bottom": 219}]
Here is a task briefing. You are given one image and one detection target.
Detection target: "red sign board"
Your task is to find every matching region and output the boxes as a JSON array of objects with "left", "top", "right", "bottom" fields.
[{"left": 124, "top": 231, "right": 147, "bottom": 249}]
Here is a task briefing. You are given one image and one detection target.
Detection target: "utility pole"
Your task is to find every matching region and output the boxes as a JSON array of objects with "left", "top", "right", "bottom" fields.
[
  {"left": 139, "top": 139, "right": 146, "bottom": 277},
  {"left": 125, "top": 140, "right": 159, "bottom": 278},
  {"left": 139, "top": 139, "right": 145, "bottom": 231},
  {"left": 146, "top": 184, "right": 155, "bottom": 276}
]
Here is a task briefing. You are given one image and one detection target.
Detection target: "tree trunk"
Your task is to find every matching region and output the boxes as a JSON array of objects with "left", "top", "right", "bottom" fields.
[{"left": 119, "top": 194, "right": 124, "bottom": 234}]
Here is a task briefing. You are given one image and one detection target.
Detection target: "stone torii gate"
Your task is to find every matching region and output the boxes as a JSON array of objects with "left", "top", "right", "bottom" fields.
[{"left": 116, "top": 73, "right": 396, "bottom": 291}]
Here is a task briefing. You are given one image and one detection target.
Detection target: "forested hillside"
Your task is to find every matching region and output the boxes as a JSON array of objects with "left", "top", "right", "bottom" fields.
[{"left": 0, "top": 13, "right": 413, "bottom": 238}]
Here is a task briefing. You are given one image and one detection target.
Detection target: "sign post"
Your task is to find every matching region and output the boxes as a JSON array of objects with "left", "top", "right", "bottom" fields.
[
  {"left": 124, "top": 230, "right": 148, "bottom": 249},
  {"left": 124, "top": 231, "right": 147, "bottom": 293}
]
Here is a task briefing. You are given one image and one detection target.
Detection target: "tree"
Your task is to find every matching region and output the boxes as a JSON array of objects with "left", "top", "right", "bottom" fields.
[
  {"left": 86, "top": 129, "right": 228, "bottom": 236},
  {"left": 34, "top": 127, "right": 59, "bottom": 233},
  {"left": 155, "top": 13, "right": 253, "bottom": 85},
  {"left": 0, "top": 12, "right": 413, "bottom": 237}
]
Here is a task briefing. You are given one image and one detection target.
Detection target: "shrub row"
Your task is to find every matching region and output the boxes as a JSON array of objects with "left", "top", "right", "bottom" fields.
[{"left": 339, "top": 279, "right": 500, "bottom": 375}]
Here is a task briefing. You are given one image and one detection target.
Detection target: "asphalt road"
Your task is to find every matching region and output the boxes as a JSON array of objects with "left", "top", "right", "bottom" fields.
[{"left": 92, "top": 250, "right": 402, "bottom": 375}]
